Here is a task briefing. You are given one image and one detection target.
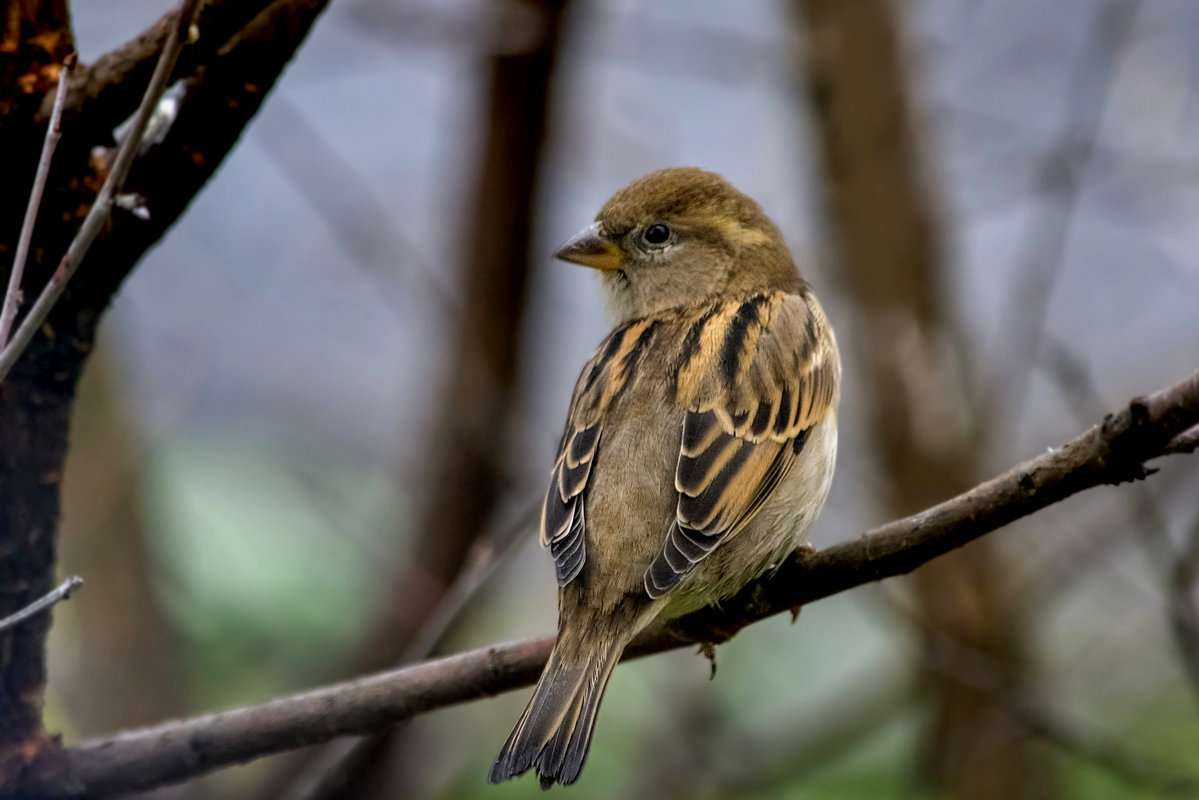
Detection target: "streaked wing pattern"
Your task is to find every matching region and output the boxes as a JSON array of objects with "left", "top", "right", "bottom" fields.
[
  {"left": 646, "top": 291, "right": 836, "bottom": 598},
  {"left": 540, "top": 318, "right": 661, "bottom": 586}
]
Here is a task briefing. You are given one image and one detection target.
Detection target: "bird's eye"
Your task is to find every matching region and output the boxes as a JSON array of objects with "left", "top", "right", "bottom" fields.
[{"left": 643, "top": 223, "right": 671, "bottom": 246}]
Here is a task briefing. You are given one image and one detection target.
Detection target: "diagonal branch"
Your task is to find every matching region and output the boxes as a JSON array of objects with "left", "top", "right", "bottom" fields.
[
  {"left": 0, "top": 53, "right": 75, "bottom": 350},
  {"left": 18, "top": 368, "right": 1199, "bottom": 799},
  {"left": 0, "top": 0, "right": 203, "bottom": 385},
  {"left": 36, "top": 0, "right": 280, "bottom": 134},
  {"left": 0, "top": 576, "right": 82, "bottom": 634}
]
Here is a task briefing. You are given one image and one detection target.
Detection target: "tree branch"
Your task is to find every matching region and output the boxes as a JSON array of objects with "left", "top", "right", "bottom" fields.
[
  {"left": 18, "top": 368, "right": 1199, "bottom": 798},
  {"left": 36, "top": 0, "right": 280, "bottom": 134},
  {"left": 0, "top": 52, "right": 75, "bottom": 350},
  {"left": 0, "top": 0, "right": 328, "bottom": 792},
  {"left": 0, "top": 576, "right": 82, "bottom": 635},
  {"left": 0, "top": 0, "right": 203, "bottom": 385},
  {"left": 1165, "top": 423, "right": 1199, "bottom": 456}
]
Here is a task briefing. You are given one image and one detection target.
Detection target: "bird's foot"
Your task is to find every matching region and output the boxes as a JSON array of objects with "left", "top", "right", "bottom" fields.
[
  {"left": 668, "top": 611, "right": 742, "bottom": 647},
  {"left": 793, "top": 542, "right": 816, "bottom": 561},
  {"left": 698, "top": 641, "right": 718, "bottom": 679}
]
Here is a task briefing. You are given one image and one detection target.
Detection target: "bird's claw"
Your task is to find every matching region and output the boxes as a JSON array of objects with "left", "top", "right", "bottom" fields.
[{"left": 698, "top": 641, "right": 718, "bottom": 679}]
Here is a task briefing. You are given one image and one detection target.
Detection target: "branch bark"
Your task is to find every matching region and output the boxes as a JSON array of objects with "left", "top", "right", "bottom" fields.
[
  {"left": 0, "top": 0, "right": 329, "bottom": 792},
  {"left": 36, "top": 0, "right": 280, "bottom": 133},
  {"left": 0, "top": 0, "right": 78, "bottom": 786},
  {"left": 0, "top": 0, "right": 203, "bottom": 384},
  {"left": 18, "top": 368, "right": 1199, "bottom": 799}
]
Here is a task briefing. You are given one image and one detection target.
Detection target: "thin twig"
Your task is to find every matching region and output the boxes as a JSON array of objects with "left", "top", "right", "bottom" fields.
[
  {"left": 871, "top": 581, "right": 1199, "bottom": 798},
  {"left": 0, "top": 576, "right": 83, "bottom": 634},
  {"left": 0, "top": 0, "right": 203, "bottom": 385},
  {"left": 16, "top": 368, "right": 1199, "bottom": 799},
  {"left": 0, "top": 53, "right": 77, "bottom": 350},
  {"left": 278, "top": 501, "right": 539, "bottom": 800},
  {"left": 255, "top": 96, "right": 458, "bottom": 318},
  {"left": 987, "top": 0, "right": 1140, "bottom": 425}
]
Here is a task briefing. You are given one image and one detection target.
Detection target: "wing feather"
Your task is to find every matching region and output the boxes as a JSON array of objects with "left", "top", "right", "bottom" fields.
[
  {"left": 645, "top": 291, "right": 838, "bottom": 598},
  {"left": 540, "top": 319, "right": 661, "bottom": 586}
]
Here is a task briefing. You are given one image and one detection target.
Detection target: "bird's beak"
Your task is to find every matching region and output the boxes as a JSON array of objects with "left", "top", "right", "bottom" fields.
[{"left": 554, "top": 222, "right": 623, "bottom": 271}]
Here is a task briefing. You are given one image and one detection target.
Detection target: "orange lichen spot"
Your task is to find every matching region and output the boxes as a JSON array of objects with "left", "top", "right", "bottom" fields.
[
  {"left": 28, "top": 30, "right": 67, "bottom": 55},
  {"left": 86, "top": 153, "right": 110, "bottom": 189}
]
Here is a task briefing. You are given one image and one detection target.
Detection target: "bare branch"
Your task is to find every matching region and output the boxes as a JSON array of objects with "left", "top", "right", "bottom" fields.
[
  {"left": 1165, "top": 424, "right": 1199, "bottom": 456},
  {"left": 15, "top": 368, "right": 1198, "bottom": 799},
  {"left": 0, "top": 576, "right": 82, "bottom": 635},
  {"left": 36, "top": 0, "right": 278, "bottom": 133},
  {"left": 0, "top": 0, "right": 203, "bottom": 385},
  {"left": 0, "top": 53, "right": 76, "bottom": 350}
]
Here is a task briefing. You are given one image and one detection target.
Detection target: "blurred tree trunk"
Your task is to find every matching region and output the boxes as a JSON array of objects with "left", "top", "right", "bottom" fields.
[
  {"left": 0, "top": 0, "right": 81, "bottom": 785},
  {"left": 0, "top": 0, "right": 328, "bottom": 790},
  {"left": 792, "top": 1, "right": 1053, "bottom": 798},
  {"left": 47, "top": 345, "right": 188, "bottom": 800},
  {"left": 363, "top": 0, "right": 572, "bottom": 674},
  {"left": 265, "top": 3, "right": 575, "bottom": 798},
  {"left": 47, "top": 345, "right": 182, "bottom": 737}
]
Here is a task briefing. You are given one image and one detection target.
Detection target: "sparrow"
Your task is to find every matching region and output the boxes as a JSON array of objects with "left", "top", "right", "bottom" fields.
[{"left": 489, "top": 167, "right": 840, "bottom": 788}]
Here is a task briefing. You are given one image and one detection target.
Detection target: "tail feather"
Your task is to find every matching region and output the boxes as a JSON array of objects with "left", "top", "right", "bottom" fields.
[
  {"left": 554, "top": 654, "right": 615, "bottom": 785},
  {"left": 489, "top": 642, "right": 622, "bottom": 787},
  {"left": 533, "top": 675, "right": 587, "bottom": 787}
]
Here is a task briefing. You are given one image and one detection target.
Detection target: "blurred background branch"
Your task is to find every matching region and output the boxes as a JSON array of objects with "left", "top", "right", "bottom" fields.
[
  {"left": 267, "top": 2, "right": 573, "bottom": 797},
  {"left": 793, "top": 0, "right": 1049, "bottom": 796}
]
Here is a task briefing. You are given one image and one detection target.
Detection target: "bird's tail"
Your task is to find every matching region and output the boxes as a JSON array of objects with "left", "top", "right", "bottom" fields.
[{"left": 488, "top": 635, "right": 625, "bottom": 788}]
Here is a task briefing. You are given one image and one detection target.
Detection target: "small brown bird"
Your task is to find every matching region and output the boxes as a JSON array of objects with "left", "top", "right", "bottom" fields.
[{"left": 489, "top": 168, "right": 840, "bottom": 788}]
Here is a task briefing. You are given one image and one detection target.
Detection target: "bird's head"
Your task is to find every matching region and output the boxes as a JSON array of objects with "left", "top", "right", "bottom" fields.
[{"left": 555, "top": 167, "right": 802, "bottom": 324}]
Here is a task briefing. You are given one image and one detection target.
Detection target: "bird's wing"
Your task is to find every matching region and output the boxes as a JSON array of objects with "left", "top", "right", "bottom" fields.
[
  {"left": 540, "top": 317, "right": 662, "bottom": 586},
  {"left": 645, "top": 291, "right": 838, "bottom": 598}
]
